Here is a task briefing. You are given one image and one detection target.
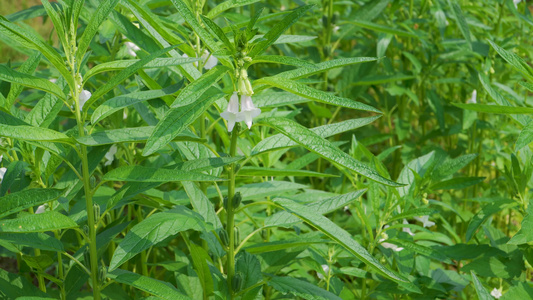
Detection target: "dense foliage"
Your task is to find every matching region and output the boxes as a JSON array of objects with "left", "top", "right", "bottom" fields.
[{"left": 0, "top": 0, "right": 532, "bottom": 299}]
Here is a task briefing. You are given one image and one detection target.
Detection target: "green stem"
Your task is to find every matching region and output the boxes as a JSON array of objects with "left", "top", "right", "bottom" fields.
[
  {"left": 75, "top": 97, "right": 101, "bottom": 300},
  {"left": 226, "top": 123, "right": 240, "bottom": 299}
]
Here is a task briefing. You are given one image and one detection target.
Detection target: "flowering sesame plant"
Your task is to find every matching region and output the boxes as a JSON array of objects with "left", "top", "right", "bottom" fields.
[{"left": 0, "top": 0, "right": 532, "bottom": 299}]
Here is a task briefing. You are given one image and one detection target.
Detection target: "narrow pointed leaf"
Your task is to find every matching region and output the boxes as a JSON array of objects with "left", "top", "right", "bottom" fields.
[
  {"left": 0, "top": 64, "right": 65, "bottom": 100},
  {"left": 0, "top": 189, "right": 63, "bottom": 219},
  {"left": 102, "top": 166, "right": 224, "bottom": 182},
  {"left": 170, "top": 66, "right": 228, "bottom": 108},
  {"left": 0, "top": 211, "right": 77, "bottom": 233},
  {"left": 75, "top": 127, "right": 204, "bottom": 146},
  {"left": 109, "top": 206, "right": 209, "bottom": 271},
  {"left": 260, "top": 117, "right": 401, "bottom": 186},
  {"left": 144, "top": 91, "right": 224, "bottom": 156},
  {"left": 274, "top": 198, "right": 407, "bottom": 282},
  {"left": 108, "top": 269, "right": 191, "bottom": 300},
  {"left": 255, "top": 77, "right": 380, "bottom": 113}
]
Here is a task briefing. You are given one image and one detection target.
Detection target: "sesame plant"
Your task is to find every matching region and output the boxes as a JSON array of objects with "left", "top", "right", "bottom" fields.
[{"left": 0, "top": 0, "right": 532, "bottom": 299}]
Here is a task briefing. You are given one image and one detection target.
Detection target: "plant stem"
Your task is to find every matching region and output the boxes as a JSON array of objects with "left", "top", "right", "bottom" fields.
[
  {"left": 75, "top": 96, "right": 101, "bottom": 300},
  {"left": 226, "top": 123, "right": 240, "bottom": 298}
]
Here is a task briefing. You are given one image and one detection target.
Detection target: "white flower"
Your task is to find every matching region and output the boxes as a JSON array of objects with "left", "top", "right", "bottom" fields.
[
  {"left": 467, "top": 90, "right": 477, "bottom": 104},
  {"left": 0, "top": 167, "right": 5, "bottom": 183},
  {"left": 333, "top": 25, "right": 340, "bottom": 33},
  {"left": 237, "top": 95, "right": 261, "bottom": 129},
  {"left": 35, "top": 204, "right": 47, "bottom": 214},
  {"left": 79, "top": 90, "right": 91, "bottom": 111},
  {"left": 514, "top": 0, "right": 521, "bottom": 8},
  {"left": 104, "top": 145, "right": 118, "bottom": 166},
  {"left": 414, "top": 215, "right": 435, "bottom": 228},
  {"left": 491, "top": 288, "right": 502, "bottom": 299},
  {"left": 379, "top": 238, "right": 404, "bottom": 252},
  {"left": 49, "top": 78, "right": 57, "bottom": 83},
  {"left": 317, "top": 264, "right": 329, "bottom": 280},
  {"left": 201, "top": 50, "right": 218, "bottom": 70},
  {"left": 221, "top": 92, "right": 240, "bottom": 132},
  {"left": 125, "top": 42, "right": 140, "bottom": 57},
  {"left": 402, "top": 219, "right": 415, "bottom": 236}
]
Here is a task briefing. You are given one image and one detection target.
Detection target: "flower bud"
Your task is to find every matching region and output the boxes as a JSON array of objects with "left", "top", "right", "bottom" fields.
[{"left": 223, "top": 196, "right": 229, "bottom": 210}]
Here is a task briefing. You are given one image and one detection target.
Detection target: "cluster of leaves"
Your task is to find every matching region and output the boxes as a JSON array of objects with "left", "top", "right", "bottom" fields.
[{"left": 0, "top": 0, "right": 532, "bottom": 299}]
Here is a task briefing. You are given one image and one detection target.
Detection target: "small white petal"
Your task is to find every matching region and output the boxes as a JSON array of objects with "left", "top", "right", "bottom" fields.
[
  {"left": 467, "top": 90, "right": 477, "bottom": 104},
  {"left": 125, "top": 42, "right": 140, "bottom": 57},
  {"left": 0, "top": 167, "right": 6, "bottom": 182},
  {"left": 35, "top": 204, "right": 47, "bottom": 214},
  {"left": 221, "top": 92, "right": 240, "bottom": 132},
  {"left": 491, "top": 288, "right": 502, "bottom": 299},
  {"left": 49, "top": 78, "right": 57, "bottom": 83},
  {"left": 79, "top": 90, "right": 92, "bottom": 111},
  {"left": 414, "top": 215, "right": 435, "bottom": 228},
  {"left": 104, "top": 145, "right": 118, "bottom": 166},
  {"left": 402, "top": 219, "right": 415, "bottom": 236},
  {"left": 237, "top": 95, "right": 261, "bottom": 129}
]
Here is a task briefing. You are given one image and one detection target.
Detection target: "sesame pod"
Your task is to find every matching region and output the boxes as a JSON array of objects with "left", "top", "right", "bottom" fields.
[
  {"left": 332, "top": 12, "right": 339, "bottom": 24},
  {"left": 223, "top": 196, "right": 229, "bottom": 210},
  {"left": 234, "top": 227, "right": 240, "bottom": 248},
  {"left": 232, "top": 272, "right": 243, "bottom": 292},
  {"left": 233, "top": 192, "right": 242, "bottom": 209},
  {"left": 90, "top": 175, "right": 96, "bottom": 189},
  {"left": 99, "top": 266, "right": 106, "bottom": 283},
  {"left": 93, "top": 204, "right": 100, "bottom": 224},
  {"left": 219, "top": 229, "right": 229, "bottom": 248}
]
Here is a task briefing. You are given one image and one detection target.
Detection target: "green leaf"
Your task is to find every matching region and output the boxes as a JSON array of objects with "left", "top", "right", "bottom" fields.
[
  {"left": 385, "top": 239, "right": 452, "bottom": 263},
  {"left": 430, "top": 177, "right": 485, "bottom": 190},
  {"left": 249, "top": 5, "right": 313, "bottom": 57},
  {"left": 109, "top": 206, "right": 209, "bottom": 271},
  {"left": 75, "top": 127, "right": 204, "bottom": 146},
  {"left": 265, "top": 190, "right": 366, "bottom": 228},
  {"left": 0, "top": 188, "right": 63, "bottom": 219},
  {"left": 345, "top": 20, "right": 419, "bottom": 38},
  {"left": 255, "top": 77, "right": 380, "bottom": 113},
  {"left": 0, "top": 211, "right": 77, "bottom": 233},
  {"left": 508, "top": 202, "right": 533, "bottom": 245},
  {"left": 0, "top": 232, "right": 64, "bottom": 252},
  {"left": 268, "top": 276, "right": 341, "bottom": 300},
  {"left": 452, "top": 103, "right": 533, "bottom": 114},
  {"left": 207, "top": 0, "right": 261, "bottom": 18},
  {"left": 85, "top": 45, "right": 179, "bottom": 110},
  {"left": 447, "top": 0, "right": 472, "bottom": 48},
  {"left": 471, "top": 272, "right": 494, "bottom": 300},
  {"left": 182, "top": 182, "right": 222, "bottom": 230},
  {"left": 143, "top": 91, "right": 223, "bottom": 156},
  {"left": 431, "top": 154, "right": 478, "bottom": 181},
  {"left": 84, "top": 57, "right": 200, "bottom": 81},
  {"left": 91, "top": 83, "right": 182, "bottom": 124},
  {"left": 245, "top": 233, "right": 329, "bottom": 254},
  {"left": 5, "top": 51, "right": 41, "bottom": 108},
  {"left": 0, "top": 120, "right": 71, "bottom": 143},
  {"left": 0, "top": 64, "right": 65, "bottom": 100},
  {"left": 169, "top": 0, "right": 219, "bottom": 52},
  {"left": 102, "top": 166, "right": 224, "bottom": 182},
  {"left": 388, "top": 208, "right": 437, "bottom": 223},
  {"left": 76, "top": 0, "right": 121, "bottom": 65},
  {"left": 516, "top": 121, "right": 533, "bottom": 150},
  {"left": 187, "top": 243, "right": 214, "bottom": 297},
  {"left": 252, "top": 55, "right": 315, "bottom": 67},
  {"left": 0, "top": 269, "right": 49, "bottom": 298},
  {"left": 108, "top": 269, "right": 191, "bottom": 300},
  {"left": 260, "top": 117, "right": 401, "bottom": 186},
  {"left": 273, "top": 57, "right": 378, "bottom": 80},
  {"left": 274, "top": 198, "right": 406, "bottom": 282},
  {"left": 488, "top": 40, "right": 533, "bottom": 82},
  {"left": 200, "top": 15, "right": 234, "bottom": 51},
  {"left": 0, "top": 15, "right": 74, "bottom": 89},
  {"left": 170, "top": 66, "right": 229, "bottom": 108},
  {"left": 237, "top": 166, "right": 337, "bottom": 178},
  {"left": 253, "top": 116, "right": 379, "bottom": 155},
  {"left": 235, "top": 251, "right": 262, "bottom": 299}
]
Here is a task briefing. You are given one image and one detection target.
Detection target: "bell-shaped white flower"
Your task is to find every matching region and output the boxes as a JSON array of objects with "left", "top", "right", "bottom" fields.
[
  {"left": 514, "top": 0, "right": 522, "bottom": 8},
  {"left": 414, "top": 215, "right": 435, "bottom": 228},
  {"left": 402, "top": 219, "right": 415, "bottom": 236},
  {"left": 201, "top": 50, "right": 218, "bottom": 70},
  {"left": 0, "top": 156, "right": 5, "bottom": 183},
  {"left": 79, "top": 90, "right": 91, "bottom": 111},
  {"left": 237, "top": 95, "right": 261, "bottom": 129},
  {"left": 125, "top": 42, "right": 140, "bottom": 57},
  {"left": 491, "top": 288, "right": 502, "bottom": 299},
  {"left": 317, "top": 264, "right": 329, "bottom": 280},
  {"left": 221, "top": 92, "right": 240, "bottom": 132}
]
